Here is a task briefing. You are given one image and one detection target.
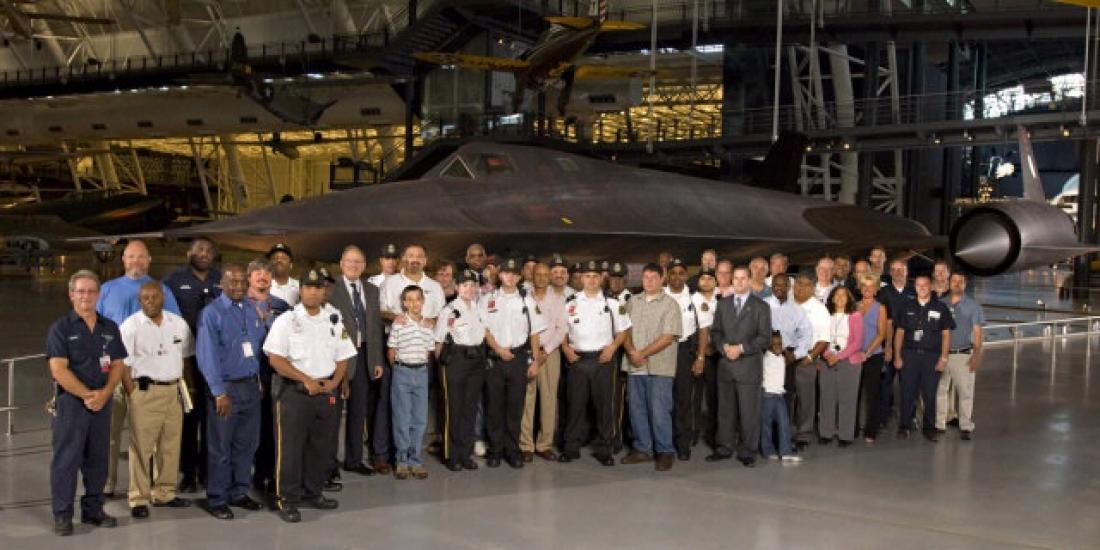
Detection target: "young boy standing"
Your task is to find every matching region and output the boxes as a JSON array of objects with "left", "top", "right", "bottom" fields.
[
  {"left": 761, "top": 331, "right": 802, "bottom": 462},
  {"left": 388, "top": 286, "right": 436, "bottom": 480}
]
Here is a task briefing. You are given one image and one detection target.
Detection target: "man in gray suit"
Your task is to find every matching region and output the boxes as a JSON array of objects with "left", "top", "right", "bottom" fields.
[
  {"left": 705, "top": 265, "right": 772, "bottom": 467},
  {"left": 330, "top": 245, "right": 387, "bottom": 475}
]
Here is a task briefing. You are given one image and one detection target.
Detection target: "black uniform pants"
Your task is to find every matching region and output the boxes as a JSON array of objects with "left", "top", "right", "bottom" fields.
[
  {"left": 899, "top": 349, "right": 941, "bottom": 432},
  {"left": 715, "top": 360, "right": 761, "bottom": 460},
  {"left": 612, "top": 352, "right": 629, "bottom": 452},
  {"left": 673, "top": 339, "right": 703, "bottom": 451},
  {"left": 274, "top": 380, "right": 340, "bottom": 507},
  {"left": 441, "top": 346, "right": 486, "bottom": 463},
  {"left": 485, "top": 346, "right": 531, "bottom": 459},
  {"left": 344, "top": 350, "right": 370, "bottom": 468},
  {"left": 563, "top": 352, "right": 615, "bottom": 458},
  {"left": 50, "top": 392, "right": 111, "bottom": 520},
  {"left": 179, "top": 370, "right": 208, "bottom": 483},
  {"left": 253, "top": 370, "right": 275, "bottom": 488},
  {"left": 702, "top": 354, "right": 719, "bottom": 447}
]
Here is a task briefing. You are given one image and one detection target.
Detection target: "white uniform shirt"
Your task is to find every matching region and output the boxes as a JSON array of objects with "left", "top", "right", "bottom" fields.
[
  {"left": 615, "top": 289, "right": 633, "bottom": 303},
  {"left": 762, "top": 351, "right": 786, "bottom": 394},
  {"left": 799, "top": 297, "right": 832, "bottom": 347},
  {"left": 119, "top": 310, "right": 194, "bottom": 381},
  {"left": 380, "top": 270, "right": 446, "bottom": 319},
  {"left": 553, "top": 286, "right": 576, "bottom": 300},
  {"left": 270, "top": 277, "right": 300, "bottom": 307},
  {"left": 482, "top": 288, "right": 547, "bottom": 349},
  {"left": 367, "top": 272, "right": 390, "bottom": 288},
  {"left": 664, "top": 286, "right": 698, "bottom": 343},
  {"left": 264, "top": 304, "right": 358, "bottom": 379},
  {"left": 566, "top": 291, "right": 632, "bottom": 352},
  {"left": 435, "top": 297, "right": 486, "bottom": 346},
  {"left": 691, "top": 291, "right": 718, "bottom": 329}
]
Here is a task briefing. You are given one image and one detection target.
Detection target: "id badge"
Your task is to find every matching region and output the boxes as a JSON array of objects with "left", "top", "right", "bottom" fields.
[
  {"left": 913, "top": 329, "right": 924, "bottom": 343},
  {"left": 99, "top": 355, "right": 111, "bottom": 373},
  {"left": 242, "top": 341, "right": 254, "bottom": 358}
]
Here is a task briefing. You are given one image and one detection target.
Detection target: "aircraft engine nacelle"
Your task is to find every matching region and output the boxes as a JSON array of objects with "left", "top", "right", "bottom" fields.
[{"left": 950, "top": 200, "right": 1081, "bottom": 276}]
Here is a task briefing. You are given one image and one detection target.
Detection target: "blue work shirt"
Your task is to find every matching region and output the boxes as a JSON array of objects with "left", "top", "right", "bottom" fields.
[
  {"left": 46, "top": 311, "right": 128, "bottom": 395},
  {"left": 96, "top": 274, "right": 181, "bottom": 326},
  {"left": 196, "top": 293, "right": 268, "bottom": 397},
  {"left": 164, "top": 266, "right": 221, "bottom": 334},
  {"left": 947, "top": 294, "right": 985, "bottom": 349},
  {"left": 764, "top": 295, "right": 813, "bottom": 359},
  {"left": 248, "top": 294, "right": 290, "bottom": 376}
]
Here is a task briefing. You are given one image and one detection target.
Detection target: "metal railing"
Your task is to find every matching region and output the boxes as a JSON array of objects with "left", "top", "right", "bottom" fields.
[
  {"left": 1, "top": 353, "right": 44, "bottom": 436},
  {"left": 983, "top": 316, "right": 1100, "bottom": 346}
]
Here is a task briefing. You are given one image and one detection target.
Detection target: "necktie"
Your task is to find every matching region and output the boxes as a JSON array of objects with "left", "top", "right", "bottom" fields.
[
  {"left": 735, "top": 296, "right": 742, "bottom": 315},
  {"left": 351, "top": 282, "right": 367, "bottom": 345}
]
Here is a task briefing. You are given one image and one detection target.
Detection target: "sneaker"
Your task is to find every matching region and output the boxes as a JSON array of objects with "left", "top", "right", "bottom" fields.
[
  {"left": 394, "top": 464, "right": 409, "bottom": 480},
  {"left": 765, "top": 454, "right": 781, "bottom": 461},
  {"left": 473, "top": 440, "right": 488, "bottom": 458},
  {"left": 781, "top": 455, "right": 803, "bottom": 463},
  {"left": 410, "top": 465, "right": 428, "bottom": 480}
]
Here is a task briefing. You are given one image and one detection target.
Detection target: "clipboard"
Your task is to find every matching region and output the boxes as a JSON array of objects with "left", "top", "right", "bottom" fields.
[{"left": 178, "top": 377, "right": 194, "bottom": 413}]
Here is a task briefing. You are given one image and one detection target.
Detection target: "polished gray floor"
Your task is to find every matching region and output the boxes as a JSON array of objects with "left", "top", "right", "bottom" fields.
[{"left": 1, "top": 262, "right": 1099, "bottom": 549}]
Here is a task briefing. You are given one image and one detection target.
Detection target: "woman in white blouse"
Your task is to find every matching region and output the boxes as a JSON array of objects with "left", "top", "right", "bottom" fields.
[{"left": 820, "top": 286, "right": 864, "bottom": 446}]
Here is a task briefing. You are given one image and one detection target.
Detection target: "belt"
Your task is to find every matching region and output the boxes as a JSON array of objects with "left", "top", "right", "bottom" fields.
[
  {"left": 137, "top": 377, "right": 178, "bottom": 386},
  {"left": 576, "top": 350, "right": 602, "bottom": 358},
  {"left": 396, "top": 361, "right": 428, "bottom": 369},
  {"left": 227, "top": 374, "right": 259, "bottom": 383},
  {"left": 949, "top": 347, "right": 973, "bottom": 354},
  {"left": 452, "top": 343, "right": 484, "bottom": 350}
]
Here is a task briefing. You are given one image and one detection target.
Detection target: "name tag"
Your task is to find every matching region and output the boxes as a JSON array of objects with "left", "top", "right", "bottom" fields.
[
  {"left": 100, "top": 355, "right": 111, "bottom": 373},
  {"left": 242, "top": 341, "right": 254, "bottom": 358},
  {"left": 928, "top": 311, "right": 941, "bottom": 321}
]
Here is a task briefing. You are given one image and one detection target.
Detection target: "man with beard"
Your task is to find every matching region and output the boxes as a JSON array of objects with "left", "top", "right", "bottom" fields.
[
  {"left": 165, "top": 238, "right": 220, "bottom": 493},
  {"left": 243, "top": 260, "right": 290, "bottom": 496}
]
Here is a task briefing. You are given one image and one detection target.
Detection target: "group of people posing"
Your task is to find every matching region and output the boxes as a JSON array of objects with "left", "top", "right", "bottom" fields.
[{"left": 44, "top": 239, "right": 985, "bottom": 535}]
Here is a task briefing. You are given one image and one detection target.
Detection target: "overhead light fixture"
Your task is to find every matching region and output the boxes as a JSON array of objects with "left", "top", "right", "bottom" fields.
[
  {"left": 805, "top": 142, "right": 814, "bottom": 152},
  {"left": 1061, "top": 124, "right": 1071, "bottom": 137},
  {"left": 842, "top": 141, "right": 851, "bottom": 150},
  {"left": 963, "top": 130, "right": 973, "bottom": 141},
  {"left": 931, "top": 133, "right": 942, "bottom": 145}
]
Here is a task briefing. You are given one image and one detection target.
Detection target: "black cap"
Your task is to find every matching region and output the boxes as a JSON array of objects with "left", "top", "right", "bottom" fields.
[
  {"left": 267, "top": 242, "right": 292, "bottom": 260},
  {"left": 580, "top": 259, "right": 602, "bottom": 274},
  {"left": 500, "top": 257, "right": 521, "bottom": 273},
  {"left": 317, "top": 266, "right": 335, "bottom": 283},
  {"left": 455, "top": 268, "right": 479, "bottom": 285},
  {"left": 301, "top": 268, "right": 326, "bottom": 287},
  {"left": 599, "top": 260, "right": 610, "bottom": 273},
  {"left": 549, "top": 254, "right": 568, "bottom": 268},
  {"left": 667, "top": 258, "right": 686, "bottom": 270},
  {"left": 570, "top": 261, "right": 582, "bottom": 273},
  {"left": 609, "top": 261, "right": 627, "bottom": 278},
  {"left": 698, "top": 267, "right": 717, "bottom": 279},
  {"left": 380, "top": 243, "right": 399, "bottom": 259},
  {"left": 524, "top": 253, "right": 537, "bottom": 264}
]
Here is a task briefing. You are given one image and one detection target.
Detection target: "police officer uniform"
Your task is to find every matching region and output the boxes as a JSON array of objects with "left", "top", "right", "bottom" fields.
[
  {"left": 368, "top": 243, "right": 399, "bottom": 288},
  {"left": 46, "top": 309, "right": 128, "bottom": 533},
  {"left": 263, "top": 269, "right": 358, "bottom": 522},
  {"left": 560, "top": 260, "right": 632, "bottom": 465},
  {"left": 663, "top": 258, "right": 703, "bottom": 458},
  {"left": 164, "top": 264, "right": 221, "bottom": 491},
  {"left": 482, "top": 258, "right": 547, "bottom": 468},
  {"left": 435, "top": 268, "right": 487, "bottom": 471},
  {"left": 895, "top": 294, "right": 955, "bottom": 439}
]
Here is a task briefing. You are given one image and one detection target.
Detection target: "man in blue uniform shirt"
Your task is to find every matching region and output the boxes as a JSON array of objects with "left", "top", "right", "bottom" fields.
[
  {"left": 96, "top": 239, "right": 180, "bottom": 497},
  {"left": 164, "top": 237, "right": 221, "bottom": 493},
  {"left": 893, "top": 274, "right": 955, "bottom": 442},
  {"left": 46, "top": 270, "right": 128, "bottom": 536},
  {"left": 195, "top": 264, "right": 267, "bottom": 520}
]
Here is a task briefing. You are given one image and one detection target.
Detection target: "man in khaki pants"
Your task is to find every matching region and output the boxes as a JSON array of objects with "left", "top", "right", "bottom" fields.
[
  {"left": 935, "top": 272, "right": 984, "bottom": 440},
  {"left": 119, "top": 282, "right": 194, "bottom": 518},
  {"left": 520, "top": 262, "right": 568, "bottom": 462}
]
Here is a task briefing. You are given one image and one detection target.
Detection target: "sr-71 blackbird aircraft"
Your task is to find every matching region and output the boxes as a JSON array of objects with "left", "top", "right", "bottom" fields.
[{"left": 158, "top": 137, "right": 1094, "bottom": 277}]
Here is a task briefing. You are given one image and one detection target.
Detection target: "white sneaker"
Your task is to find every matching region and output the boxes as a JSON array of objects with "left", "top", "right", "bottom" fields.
[
  {"left": 781, "top": 454, "right": 803, "bottom": 463},
  {"left": 474, "top": 440, "right": 487, "bottom": 458},
  {"left": 766, "top": 454, "right": 781, "bottom": 461}
]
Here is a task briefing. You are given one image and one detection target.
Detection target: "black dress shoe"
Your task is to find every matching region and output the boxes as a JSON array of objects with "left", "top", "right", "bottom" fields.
[
  {"left": 946, "top": 418, "right": 960, "bottom": 428},
  {"left": 923, "top": 431, "right": 939, "bottom": 442},
  {"left": 486, "top": 457, "right": 502, "bottom": 468},
  {"left": 80, "top": 512, "right": 118, "bottom": 528},
  {"left": 178, "top": 476, "right": 198, "bottom": 494},
  {"left": 131, "top": 505, "right": 149, "bottom": 519},
  {"left": 505, "top": 455, "right": 524, "bottom": 469},
  {"left": 153, "top": 497, "right": 192, "bottom": 508},
  {"left": 558, "top": 452, "right": 579, "bottom": 463},
  {"left": 961, "top": 431, "right": 972, "bottom": 441},
  {"left": 596, "top": 455, "right": 615, "bottom": 467},
  {"left": 838, "top": 440, "right": 852, "bottom": 448},
  {"left": 301, "top": 496, "right": 339, "bottom": 510},
  {"left": 54, "top": 517, "right": 73, "bottom": 536},
  {"left": 446, "top": 461, "right": 464, "bottom": 472},
  {"left": 462, "top": 459, "right": 479, "bottom": 470},
  {"left": 277, "top": 506, "right": 301, "bottom": 523},
  {"left": 705, "top": 452, "right": 732, "bottom": 462},
  {"left": 343, "top": 463, "right": 376, "bottom": 476},
  {"left": 323, "top": 479, "right": 343, "bottom": 492},
  {"left": 818, "top": 437, "right": 833, "bottom": 445},
  {"left": 207, "top": 504, "right": 234, "bottom": 520},
  {"left": 229, "top": 496, "right": 264, "bottom": 511},
  {"left": 737, "top": 456, "right": 756, "bottom": 468},
  {"left": 677, "top": 449, "right": 691, "bottom": 461}
]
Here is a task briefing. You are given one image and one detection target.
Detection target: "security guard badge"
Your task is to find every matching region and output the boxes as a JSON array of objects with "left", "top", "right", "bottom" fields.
[
  {"left": 340, "top": 327, "right": 349, "bottom": 340},
  {"left": 535, "top": 304, "right": 542, "bottom": 315},
  {"left": 618, "top": 304, "right": 626, "bottom": 315},
  {"left": 701, "top": 302, "right": 710, "bottom": 312}
]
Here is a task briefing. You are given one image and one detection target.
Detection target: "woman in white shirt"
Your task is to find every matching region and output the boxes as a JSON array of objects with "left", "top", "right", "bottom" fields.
[{"left": 820, "top": 286, "right": 864, "bottom": 446}]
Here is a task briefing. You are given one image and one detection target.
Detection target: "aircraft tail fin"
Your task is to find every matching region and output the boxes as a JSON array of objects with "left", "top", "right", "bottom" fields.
[
  {"left": 1016, "top": 125, "right": 1046, "bottom": 201},
  {"left": 747, "top": 132, "right": 810, "bottom": 194}
]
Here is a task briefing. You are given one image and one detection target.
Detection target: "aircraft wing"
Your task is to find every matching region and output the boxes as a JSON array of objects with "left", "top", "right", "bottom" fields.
[
  {"left": 543, "top": 16, "right": 597, "bottom": 30},
  {"left": 573, "top": 64, "right": 659, "bottom": 79},
  {"left": 598, "top": 21, "right": 646, "bottom": 31},
  {"left": 1053, "top": 0, "right": 1100, "bottom": 6},
  {"left": 412, "top": 52, "right": 530, "bottom": 72}
]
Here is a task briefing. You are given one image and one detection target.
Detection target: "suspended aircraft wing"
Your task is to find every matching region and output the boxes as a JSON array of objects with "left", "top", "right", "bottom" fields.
[
  {"left": 1052, "top": 0, "right": 1100, "bottom": 7},
  {"left": 573, "top": 64, "right": 659, "bottom": 79},
  {"left": 543, "top": 16, "right": 597, "bottom": 30},
  {"left": 597, "top": 21, "right": 646, "bottom": 31},
  {"left": 411, "top": 52, "right": 531, "bottom": 73}
]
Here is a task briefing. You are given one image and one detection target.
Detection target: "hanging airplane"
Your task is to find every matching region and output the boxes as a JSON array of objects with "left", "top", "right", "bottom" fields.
[
  {"left": 0, "top": 0, "right": 114, "bottom": 43},
  {"left": 413, "top": 0, "right": 650, "bottom": 116}
]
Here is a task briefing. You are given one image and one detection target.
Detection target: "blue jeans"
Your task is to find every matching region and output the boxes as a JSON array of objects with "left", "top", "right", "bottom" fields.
[
  {"left": 391, "top": 364, "right": 429, "bottom": 467},
  {"left": 206, "top": 377, "right": 260, "bottom": 507},
  {"left": 627, "top": 375, "right": 674, "bottom": 455},
  {"left": 760, "top": 392, "right": 793, "bottom": 457}
]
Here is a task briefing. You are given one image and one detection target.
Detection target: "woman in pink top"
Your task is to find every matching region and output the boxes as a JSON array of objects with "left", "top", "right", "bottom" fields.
[{"left": 820, "top": 286, "right": 864, "bottom": 446}]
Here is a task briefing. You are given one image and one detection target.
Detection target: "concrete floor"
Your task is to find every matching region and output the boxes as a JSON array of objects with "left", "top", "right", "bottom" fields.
[{"left": 1, "top": 260, "right": 1099, "bottom": 549}]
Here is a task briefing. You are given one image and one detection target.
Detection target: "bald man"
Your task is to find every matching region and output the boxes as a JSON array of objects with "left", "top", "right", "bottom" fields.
[{"left": 96, "top": 239, "right": 180, "bottom": 498}]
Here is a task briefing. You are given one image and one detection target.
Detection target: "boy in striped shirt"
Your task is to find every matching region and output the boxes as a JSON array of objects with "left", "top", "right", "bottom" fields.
[{"left": 388, "top": 285, "right": 436, "bottom": 480}]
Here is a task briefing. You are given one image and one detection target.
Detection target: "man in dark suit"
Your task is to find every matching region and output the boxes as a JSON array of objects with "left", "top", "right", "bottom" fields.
[
  {"left": 330, "top": 245, "right": 387, "bottom": 475},
  {"left": 705, "top": 265, "right": 772, "bottom": 467}
]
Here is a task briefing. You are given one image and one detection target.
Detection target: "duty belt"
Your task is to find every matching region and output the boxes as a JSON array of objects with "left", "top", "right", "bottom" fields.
[{"left": 949, "top": 347, "right": 973, "bottom": 354}]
